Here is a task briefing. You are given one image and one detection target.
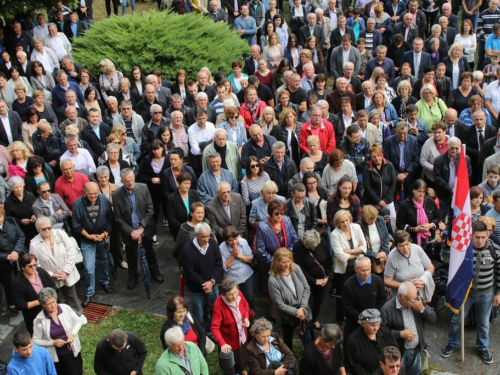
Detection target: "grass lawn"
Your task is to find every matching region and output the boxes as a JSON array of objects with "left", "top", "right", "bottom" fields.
[{"left": 80, "top": 307, "right": 306, "bottom": 375}]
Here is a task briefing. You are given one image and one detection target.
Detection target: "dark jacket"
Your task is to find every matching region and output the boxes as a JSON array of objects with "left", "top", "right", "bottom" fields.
[
  {"left": 103, "top": 159, "right": 130, "bottom": 184},
  {"left": 11, "top": 267, "right": 56, "bottom": 335},
  {"left": 166, "top": 189, "right": 200, "bottom": 240},
  {"left": 185, "top": 106, "right": 217, "bottom": 126},
  {"left": 247, "top": 333, "right": 296, "bottom": 375},
  {"left": 443, "top": 56, "right": 472, "bottom": 82},
  {"left": 4, "top": 192, "right": 37, "bottom": 248},
  {"left": 293, "top": 237, "right": 332, "bottom": 285},
  {"left": 140, "top": 117, "right": 168, "bottom": 157},
  {"left": 396, "top": 197, "right": 441, "bottom": 244},
  {"left": 338, "top": 137, "right": 371, "bottom": 173},
  {"left": 358, "top": 216, "right": 391, "bottom": 261},
  {"left": 63, "top": 20, "right": 86, "bottom": 41},
  {"left": 240, "top": 134, "right": 277, "bottom": 169},
  {"left": 72, "top": 194, "right": 114, "bottom": 243},
  {"left": 24, "top": 170, "right": 56, "bottom": 197},
  {"left": 57, "top": 104, "right": 88, "bottom": 123},
  {"left": 161, "top": 165, "right": 198, "bottom": 198},
  {"left": 137, "top": 155, "right": 170, "bottom": 190},
  {"left": 362, "top": 160, "right": 397, "bottom": 206},
  {"left": 285, "top": 197, "right": 318, "bottom": 235},
  {"left": 383, "top": 134, "right": 419, "bottom": 175},
  {"left": 115, "top": 90, "right": 142, "bottom": 111},
  {"left": 264, "top": 156, "right": 298, "bottom": 198},
  {"left": 433, "top": 151, "right": 472, "bottom": 200},
  {"left": 386, "top": 41, "right": 412, "bottom": 70},
  {"left": 32, "top": 125, "right": 66, "bottom": 163},
  {"left": 0, "top": 111, "right": 23, "bottom": 147},
  {"left": 436, "top": 77, "right": 453, "bottom": 104},
  {"left": 160, "top": 314, "right": 206, "bottom": 354},
  {"left": 299, "top": 340, "right": 344, "bottom": 375},
  {"left": 80, "top": 122, "right": 111, "bottom": 160},
  {"left": 0, "top": 217, "right": 25, "bottom": 270},
  {"left": 398, "top": 10, "right": 427, "bottom": 42},
  {"left": 136, "top": 98, "right": 168, "bottom": 123}
]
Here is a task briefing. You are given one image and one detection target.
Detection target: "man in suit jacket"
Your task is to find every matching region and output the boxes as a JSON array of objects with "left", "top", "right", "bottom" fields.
[
  {"left": 398, "top": 0, "right": 427, "bottom": 42},
  {"left": 243, "top": 45, "right": 272, "bottom": 76},
  {"left": 463, "top": 111, "right": 497, "bottom": 184},
  {"left": 146, "top": 74, "right": 172, "bottom": 108},
  {"left": 16, "top": 51, "right": 34, "bottom": 81},
  {"left": 136, "top": 84, "right": 168, "bottom": 124},
  {"left": 298, "top": 13, "right": 325, "bottom": 48},
  {"left": 355, "top": 109, "right": 381, "bottom": 147},
  {"left": 400, "top": 38, "right": 432, "bottom": 80},
  {"left": 0, "top": 99, "right": 23, "bottom": 147},
  {"left": 437, "top": 17, "right": 457, "bottom": 49},
  {"left": 185, "top": 92, "right": 217, "bottom": 125},
  {"left": 112, "top": 169, "right": 164, "bottom": 290},
  {"left": 206, "top": 183, "right": 246, "bottom": 243},
  {"left": 61, "top": 55, "right": 85, "bottom": 84},
  {"left": 356, "top": 80, "right": 374, "bottom": 111},
  {"left": 329, "top": 34, "right": 360, "bottom": 79},
  {"left": 432, "top": 3, "right": 459, "bottom": 29},
  {"left": 202, "top": 129, "right": 242, "bottom": 181},
  {"left": 385, "top": 0, "right": 406, "bottom": 21},
  {"left": 392, "top": 14, "right": 418, "bottom": 45},
  {"left": 52, "top": 71, "right": 85, "bottom": 112},
  {"left": 383, "top": 122, "right": 420, "bottom": 198},
  {"left": 433, "top": 137, "right": 472, "bottom": 219},
  {"left": 63, "top": 12, "right": 86, "bottom": 42},
  {"left": 444, "top": 108, "right": 466, "bottom": 141},
  {"left": 380, "top": 282, "right": 437, "bottom": 375},
  {"left": 57, "top": 89, "right": 88, "bottom": 123},
  {"left": 327, "top": 16, "right": 355, "bottom": 70},
  {"left": 32, "top": 182, "right": 70, "bottom": 230}
]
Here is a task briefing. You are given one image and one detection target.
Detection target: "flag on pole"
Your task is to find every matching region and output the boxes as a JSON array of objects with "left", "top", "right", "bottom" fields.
[{"left": 445, "top": 145, "right": 474, "bottom": 314}]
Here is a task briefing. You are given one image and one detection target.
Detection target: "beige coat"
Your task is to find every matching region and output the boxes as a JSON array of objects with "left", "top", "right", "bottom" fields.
[
  {"left": 331, "top": 223, "right": 367, "bottom": 274},
  {"left": 29, "top": 229, "right": 80, "bottom": 287},
  {"left": 33, "top": 303, "right": 82, "bottom": 362}
]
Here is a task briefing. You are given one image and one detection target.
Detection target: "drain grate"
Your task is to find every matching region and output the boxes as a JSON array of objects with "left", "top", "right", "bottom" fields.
[{"left": 82, "top": 303, "right": 112, "bottom": 324}]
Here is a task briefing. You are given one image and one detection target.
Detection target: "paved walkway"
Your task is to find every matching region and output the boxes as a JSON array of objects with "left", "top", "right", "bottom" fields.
[{"left": 1, "top": 229, "right": 499, "bottom": 374}]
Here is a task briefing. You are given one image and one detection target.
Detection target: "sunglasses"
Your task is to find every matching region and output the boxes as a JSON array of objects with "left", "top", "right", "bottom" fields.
[
  {"left": 228, "top": 116, "right": 238, "bottom": 119},
  {"left": 40, "top": 189, "right": 51, "bottom": 193},
  {"left": 40, "top": 227, "right": 52, "bottom": 232},
  {"left": 250, "top": 164, "right": 259, "bottom": 169},
  {"left": 273, "top": 212, "right": 285, "bottom": 216}
]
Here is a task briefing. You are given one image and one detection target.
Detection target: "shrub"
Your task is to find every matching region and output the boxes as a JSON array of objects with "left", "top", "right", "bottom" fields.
[{"left": 71, "top": 11, "right": 250, "bottom": 81}]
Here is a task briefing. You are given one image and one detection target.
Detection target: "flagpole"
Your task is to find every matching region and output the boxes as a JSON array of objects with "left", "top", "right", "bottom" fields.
[{"left": 461, "top": 306, "right": 465, "bottom": 361}]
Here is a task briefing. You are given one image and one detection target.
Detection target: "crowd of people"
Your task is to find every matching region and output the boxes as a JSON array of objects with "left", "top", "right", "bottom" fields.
[{"left": 2, "top": 0, "right": 500, "bottom": 374}]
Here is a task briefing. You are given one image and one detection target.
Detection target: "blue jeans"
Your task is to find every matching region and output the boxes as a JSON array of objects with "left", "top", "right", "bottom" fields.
[
  {"left": 81, "top": 240, "right": 110, "bottom": 297},
  {"left": 401, "top": 347, "right": 421, "bottom": 375},
  {"left": 122, "top": 0, "right": 136, "bottom": 15},
  {"left": 189, "top": 284, "right": 219, "bottom": 334},
  {"left": 239, "top": 273, "right": 255, "bottom": 311},
  {"left": 448, "top": 292, "right": 493, "bottom": 350}
]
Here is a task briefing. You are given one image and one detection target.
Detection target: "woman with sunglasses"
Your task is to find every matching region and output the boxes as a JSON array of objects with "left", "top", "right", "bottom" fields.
[
  {"left": 241, "top": 156, "right": 270, "bottom": 208},
  {"left": 218, "top": 107, "right": 248, "bottom": 148},
  {"left": 24, "top": 156, "right": 56, "bottom": 197}
]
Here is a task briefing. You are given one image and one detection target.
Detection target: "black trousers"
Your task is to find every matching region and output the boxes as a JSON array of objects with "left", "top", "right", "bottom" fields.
[
  {"left": 309, "top": 284, "right": 326, "bottom": 322},
  {"left": 105, "top": 0, "right": 120, "bottom": 15},
  {"left": 0, "top": 267, "right": 14, "bottom": 305},
  {"left": 281, "top": 323, "right": 298, "bottom": 352},
  {"left": 125, "top": 237, "right": 160, "bottom": 278}
]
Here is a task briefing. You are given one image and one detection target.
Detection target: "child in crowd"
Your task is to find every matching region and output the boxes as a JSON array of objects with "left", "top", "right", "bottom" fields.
[
  {"left": 7, "top": 331, "right": 56, "bottom": 375},
  {"left": 483, "top": 54, "right": 500, "bottom": 85},
  {"left": 479, "top": 165, "right": 500, "bottom": 208}
]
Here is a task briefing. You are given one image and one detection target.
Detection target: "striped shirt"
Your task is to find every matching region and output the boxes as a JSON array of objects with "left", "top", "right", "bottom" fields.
[
  {"left": 240, "top": 172, "right": 270, "bottom": 206},
  {"left": 477, "top": 9, "right": 500, "bottom": 39},
  {"left": 471, "top": 242, "right": 500, "bottom": 296}
]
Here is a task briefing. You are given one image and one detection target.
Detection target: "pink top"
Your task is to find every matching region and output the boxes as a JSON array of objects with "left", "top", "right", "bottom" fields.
[{"left": 29, "top": 272, "right": 44, "bottom": 294}]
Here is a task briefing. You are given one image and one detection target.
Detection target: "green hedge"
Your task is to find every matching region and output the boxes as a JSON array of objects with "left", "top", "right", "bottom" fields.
[{"left": 71, "top": 11, "right": 250, "bottom": 81}]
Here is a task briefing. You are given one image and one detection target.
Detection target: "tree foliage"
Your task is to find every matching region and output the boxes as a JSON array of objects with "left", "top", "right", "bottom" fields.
[
  {"left": 71, "top": 11, "right": 250, "bottom": 81},
  {"left": 0, "top": 0, "right": 76, "bottom": 19}
]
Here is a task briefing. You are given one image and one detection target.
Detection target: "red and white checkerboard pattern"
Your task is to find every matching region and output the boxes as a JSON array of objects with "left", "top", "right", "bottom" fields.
[{"left": 451, "top": 212, "right": 472, "bottom": 252}]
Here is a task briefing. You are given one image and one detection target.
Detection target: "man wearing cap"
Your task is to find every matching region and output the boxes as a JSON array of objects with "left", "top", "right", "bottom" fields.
[
  {"left": 345, "top": 308, "right": 398, "bottom": 375},
  {"left": 380, "top": 281, "right": 437, "bottom": 375}
]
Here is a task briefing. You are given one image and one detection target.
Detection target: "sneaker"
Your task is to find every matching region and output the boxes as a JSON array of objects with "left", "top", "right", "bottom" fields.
[
  {"left": 480, "top": 349, "right": 493, "bottom": 364},
  {"left": 441, "top": 344, "right": 455, "bottom": 358},
  {"left": 162, "top": 218, "right": 168, "bottom": 227},
  {"left": 153, "top": 235, "right": 159, "bottom": 246}
]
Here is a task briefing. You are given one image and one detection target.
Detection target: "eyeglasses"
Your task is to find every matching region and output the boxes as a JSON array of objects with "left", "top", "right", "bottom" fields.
[
  {"left": 228, "top": 116, "right": 238, "bottom": 119},
  {"left": 26, "top": 263, "right": 38, "bottom": 268},
  {"left": 121, "top": 132, "right": 127, "bottom": 135},
  {"left": 250, "top": 164, "right": 260, "bottom": 169},
  {"left": 40, "top": 227, "right": 52, "bottom": 231},
  {"left": 122, "top": 108, "right": 131, "bottom": 111},
  {"left": 386, "top": 364, "right": 402, "bottom": 369},
  {"left": 40, "top": 189, "right": 51, "bottom": 193},
  {"left": 114, "top": 142, "right": 121, "bottom": 145},
  {"left": 153, "top": 111, "right": 163, "bottom": 114},
  {"left": 273, "top": 212, "right": 285, "bottom": 216}
]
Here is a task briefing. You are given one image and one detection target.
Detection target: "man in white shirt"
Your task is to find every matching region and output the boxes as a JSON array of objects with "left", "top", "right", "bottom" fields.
[
  {"left": 324, "top": 0, "right": 342, "bottom": 29},
  {"left": 188, "top": 109, "right": 216, "bottom": 175},
  {"left": 30, "top": 37, "right": 58, "bottom": 75},
  {"left": 33, "top": 13, "right": 49, "bottom": 40},
  {"left": 0, "top": 99, "right": 22, "bottom": 147},
  {"left": 44, "top": 23, "right": 72, "bottom": 62},
  {"left": 59, "top": 134, "right": 96, "bottom": 176}
]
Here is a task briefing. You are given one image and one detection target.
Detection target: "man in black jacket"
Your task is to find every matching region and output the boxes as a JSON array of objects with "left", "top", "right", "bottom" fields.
[
  {"left": 240, "top": 124, "right": 276, "bottom": 168},
  {"left": 81, "top": 108, "right": 111, "bottom": 163},
  {"left": 264, "top": 141, "right": 298, "bottom": 198},
  {"left": 338, "top": 124, "right": 370, "bottom": 194},
  {"left": 32, "top": 120, "right": 66, "bottom": 171},
  {"left": 0, "top": 99, "right": 23, "bottom": 147},
  {"left": 136, "top": 84, "right": 168, "bottom": 124}
]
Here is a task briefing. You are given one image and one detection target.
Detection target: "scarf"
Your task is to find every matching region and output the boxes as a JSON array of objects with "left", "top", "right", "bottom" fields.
[
  {"left": 222, "top": 295, "right": 247, "bottom": 344},
  {"left": 268, "top": 216, "right": 288, "bottom": 249},
  {"left": 399, "top": 97, "right": 408, "bottom": 120},
  {"left": 412, "top": 198, "right": 430, "bottom": 245},
  {"left": 168, "top": 315, "right": 192, "bottom": 335},
  {"left": 245, "top": 99, "right": 261, "bottom": 123}
]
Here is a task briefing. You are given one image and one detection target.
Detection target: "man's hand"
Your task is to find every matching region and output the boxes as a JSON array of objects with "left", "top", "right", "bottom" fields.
[
  {"left": 56, "top": 208, "right": 63, "bottom": 214},
  {"left": 396, "top": 173, "right": 408, "bottom": 182},
  {"left": 48, "top": 160, "right": 57, "bottom": 167},
  {"left": 260, "top": 156, "right": 270, "bottom": 164},
  {"left": 379, "top": 200, "right": 386, "bottom": 208},
  {"left": 376, "top": 252, "right": 387, "bottom": 261},
  {"left": 202, "top": 281, "right": 213, "bottom": 294},
  {"left": 400, "top": 329, "right": 417, "bottom": 340},
  {"left": 238, "top": 30, "right": 244, "bottom": 35},
  {"left": 407, "top": 296, "right": 424, "bottom": 311},
  {"left": 21, "top": 218, "right": 31, "bottom": 225},
  {"left": 7, "top": 251, "right": 19, "bottom": 262},
  {"left": 494, "top": 294, "right": 500, "bottom": 307},
  {"left": 131, "top": 228, "right": 144, "bottom": 241}
]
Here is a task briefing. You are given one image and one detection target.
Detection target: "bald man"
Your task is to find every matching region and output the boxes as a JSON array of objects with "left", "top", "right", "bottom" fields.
[{"left": 326, "top": 77, "right": 357, "bottom": 114}]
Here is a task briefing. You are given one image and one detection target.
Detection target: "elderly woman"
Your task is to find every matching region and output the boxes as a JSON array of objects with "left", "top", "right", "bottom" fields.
[
  {"left": 12, "top": 84, "right": 35, "bottom": 121},
  {"left": 103, "top": 143, "right": 130, "bottom": 187},
  {"left": 115, "top": 77, "right": 141, "bottom": 110},
  {"left": 0, "top": 206, "right": 25, "bottom": 313},
  {"left": 160, "top": 296, "right": 206, "bottom": 353},
  {"left": 30, "top": 217, "right": 82, "bottom": 316},
  {"left": 459, "top": 95, "right": 492, "bottom": 126},
  {"left": 98, "top": 58, "right": 123, "bottom": 102},
  {"left": 256, "top": 200, "right": 298, "bottom": 301},
  {"left": 25, "top": 155, "right": 56, "bottom": 197},
  {"left": 345, "top": 309, "right": 398, "bottom": 375},
  {"left": 260, "top": 106, "right": 279, "bottom": 136},
  {"left": 419, "top": 121, "right": 448, "bottom": 188},
  {"left": 218, "top": 106, "right": 248, "bottom": 147},
  {"left": 274, "top": 89, "right": 299, "bottom": 119},
  {"left": 249, "top": 181, "right": 286, "bottom": 226},
  {"left": 415, "top": 84, "right": 448, "bottom": 131},
  {"left": 33, "top": 287, "right": 83, "bottom": 375},
  {"left": 11, "top": 254, "right": 56, "bottom": 335},
  {"left": 391, "top": 81, "right": 418, "bottom": 119},
  {"left": 366, "top": 89, "right": 399, "bottom": 128},
  {"left": 331, "top": 210, "right": 367, "bottom": 324},
  {"left": 84, "top": 86, "right": 106, "bottom": 122},
  {"left": 293, "top": 230, "right": 331, "bottom": 330},
  {"left": 362, "top": 145, "right": 397, "bottom": 218},
  {"left": 165, "top": 172, "right": 200, "bottom": 240},
  {"left": 5, "top": 176, "right": 37, "bottom": 248},
  {"left": 307, "top": 74, "right": 331, "bottom": 101},
  {"left": 369, "top": 109, "right": 391, "bottom": 146},
  {"left": 240, "top": 86, "right": 268, "bottom": 131},
  {"left": 396, "top": 179, "right": 444, "bottom": 262},
  {"left": 271, "top": 108, "right": 301, "bottom": 167},
  {"left": 300, "top": 324, "right": 345, "bottom": 374},
  {"left": 247, "top": 317, "right": 296, "bottom": 375},
  {"left": 7, "top": 141, "right": 31, "bottom": 179},
  {"left": 443, "top": 43, "right": 472, "bottom": 90},
  {"left": 426, "top": 38, "right": 447, "bottom": 68},
  {"left": 321, "top": 150, "right": 358, "bottom": 197},
  {"left": 268, "top": 248, "right": 311, "bottom": 350},
  {"left": 211, "top": 278, "right": 252, "bottom": 375},
  {"left": 326, "top": 175, "right": 362, "bottom": 230},
  {"left": 32, "top": 89, "right": 58, "bottom": 125},
  {"left": 384, "top": 230, "right": 435, "bottom": 300},
  {"left": 447, "top": 71, "right": 478, "bottom": 115}
]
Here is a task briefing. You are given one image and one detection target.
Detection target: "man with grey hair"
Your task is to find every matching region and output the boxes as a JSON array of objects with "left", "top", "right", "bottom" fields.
[
  {"left": 188, "top": 108, "right": 217, "bottom": 176},
  {"left": 54, "top": 159, "right": 89, "bottom": 212},
  {"left": 59, "top": 134, "right": 96, "bottom": 176},
  {"left": 300, "top": 63, "right": 315, "bottom": 90},
  {"left": 30, "top": 36, "right": 58, "bottom": 75},
  {"left": 51, "top": 70, "right": 84, "bottom": 112},
  {"left": 206, "top": 181, "right": 246, "bottom": 242},
  {"left": 186, "top": 92, "right": 218, "bottom": 125},
  {"left": 156, "top": 326, "right": 208, "bottom": 375},
  {"left": 140, "top": 103, "right": 167, "bottom": 157},
  {"left": 264, "top": 141, "right": 298, "bottom": 197},
  {"left": 104, "top": 96, "right": 120, "bottom": 126},
  {"left": 380, "top": 281, "right": 437, "bottom": 375},
  {"left": 146, "top": 73, "right": 172, "bottom": 107},
  {"left": 16, "top": 51, "right": 34, "bottom": 81},
  {"left": 61, "top": 54, "right": 85, "bottom": 84},
  {"left": 299, "top": 105, "right": 336, "bottom": 154},
  {"left": 32, "top": 181, "right": 70, "bottom": 230},
  {"left": 356, "top": 80, "right": 374, "bottom": 111},
  {"left": 364, "top": 45, "right": 395, "bottom": 87},
  {"left": 57, "top": 89, "right": 88, "bottom": 123},
  {"left": 342, "top": 61, "right": 362, "bottom": 94},
  {"left": 326, "top": 76, "right": 357, "bottom": 114},
  {"left": 72, "top": 182, "right": 114, "bottom": 306},
  {"left": 198, "top": 152, "right": 238, "bottom": 204},
  {"left": 274, "top": 70, "right": 294, "bottom": 101},
  {"left": 205, "top": 0, "right": 227, "bottom": 22},
  {"left": 342, "top": 256, "right": 386, "bottom": 343},
  {"left": 112, "top": 168, "right": 164, "bottom": 289},
  {"left": 299, "top": 323, "right": 345, "bottom": 373},
  {"left": 113, "top": 100, "right": 144, "bottom": 145},
  {"left": 136, "top": 83, "right": 168, "bottom": 124},
  {"left": 433, "top": 136, "right": 472, "bottom": 221},
  {"left": 202, "top": 128, "right": 242, "bottom": 180},
  {"left": 288, "top": 157, "right": 315, "bottom": 194},
  {"left": 170, "top": 110, "right": 189, "bottom": 157},
  {"left": 180, "top": 222, "right": 222, "bottom": 334},
  {"left": 240, "top": 123, "right": 277, "bottom": 168},
  {"left": 44, "top": 23, "right": 71, "bottom": 62},
  {"left": 299, "top": 13, "right": 325, "bottom": 48}
]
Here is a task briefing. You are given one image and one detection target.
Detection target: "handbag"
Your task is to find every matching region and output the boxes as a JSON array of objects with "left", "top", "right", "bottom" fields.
[
  {"left": 186, "top": 312, "right": 215, "bottom": 354},
  {"left": 68, "top": 236, "right": 83, "bottom": 265},
  {"left": 421, "top": 348, "right": 430, "bottom": 371},
  {"left": 299, "top": 319, "right": 315, "bottom": 348}
]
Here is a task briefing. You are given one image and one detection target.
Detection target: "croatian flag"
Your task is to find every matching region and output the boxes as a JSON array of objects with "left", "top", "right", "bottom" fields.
[{"left": 445, "top": 145, "right": 474, "bottom": 314}]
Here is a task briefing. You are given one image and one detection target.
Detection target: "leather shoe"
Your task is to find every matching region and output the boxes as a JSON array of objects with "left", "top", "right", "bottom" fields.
[
  {"left": 102, "top": 284, "right": 113, "bottom": 294},
  {"left": 152, "top": 272, "right": 164, "bottom": 283},
  {"left": 82, "top": 295, "right": 94, "bottom": 308},
  {"left": 127, "top": 277, "right": 139, "bottom": 290}
]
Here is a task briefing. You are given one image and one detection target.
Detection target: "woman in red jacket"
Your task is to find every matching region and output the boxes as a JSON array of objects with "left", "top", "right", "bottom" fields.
[
  {"left": 240, "top": 86, "right": 268, "bottom": 133},
  {"left": 211, "top": 278, "right": 253, "bottom": 375}
]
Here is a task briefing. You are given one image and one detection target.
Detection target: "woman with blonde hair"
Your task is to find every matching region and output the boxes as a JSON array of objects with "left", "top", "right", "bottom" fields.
[
  {"left": 391, "top": 80, "right": 418, "bottom": 119},
  {"left": 415, "top": 84, "right": 448, "bottom": 131},
  {"left": 259, "top": 106, "right": 279, "bottom": 135},
  {"left": 366, "top": 89, "right": 399, "bottom": 128},
  {"left": 98, "top": 58, "right": 123, "bottom": 102},
  {"left": 111, "top": 124, "right": 141, "bottom": 161},
  {"left": 263, "top": 32, "right": 285, "bottom": 69},
  {"left": 443, "top": 43, "right": 472, "bottom": 90},
  {"left": 12, "top": 84, "right": 34, "bottom": 121},
  {"left": 115, "top": 77, "right": 141, "bottom": 110},
  {"left": 7, "top": 141, "right": 31, "bottom": 179}
]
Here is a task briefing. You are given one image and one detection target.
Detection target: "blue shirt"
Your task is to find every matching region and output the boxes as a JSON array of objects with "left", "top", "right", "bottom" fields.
[
  {"left": 70, "top": 23, "right": 77, "bottom": 37},
  {"left": 91, "top": 123, "right": 100, "bottom": 140},
  {"left": 356, "top": 274, "right": 372, "bottom": 286},
  {"left": 399, "top": 141, "right": 406, "bottom": 171},
  {"left": 364, "top": 57, "right": 395, "bottom": 86},
  {"left": 126, "top": 189, "right": 141, "bottom": 231},
  {"left": 219, "top": 238, "right": 254, "bottom": 284},
  {"left": 485, "top": 34, "right": 500, "bottom": 59}
]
